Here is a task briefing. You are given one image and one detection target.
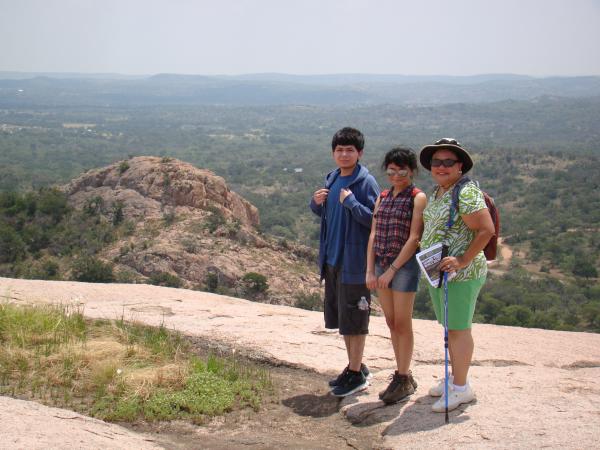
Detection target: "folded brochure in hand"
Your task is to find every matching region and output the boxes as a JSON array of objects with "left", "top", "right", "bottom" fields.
[{"left": 416, "top": 243, "right": 456, "bottom": 287}]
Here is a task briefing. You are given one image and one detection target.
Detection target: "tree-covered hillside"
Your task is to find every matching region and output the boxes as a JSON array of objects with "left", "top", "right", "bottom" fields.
[{"left": 1, "top": 76, "right": 598, "bottom": 332}]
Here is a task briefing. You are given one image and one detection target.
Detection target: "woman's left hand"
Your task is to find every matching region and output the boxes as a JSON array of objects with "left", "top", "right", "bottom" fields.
[
  {"left": 377, "top": 269, "right": 395, "bottom": 289},
  {"left": 440, "top": 256, "right": 466, "bottom": 273}
]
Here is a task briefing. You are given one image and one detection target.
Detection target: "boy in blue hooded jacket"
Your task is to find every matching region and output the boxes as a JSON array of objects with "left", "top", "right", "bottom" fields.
[{"left": 310, "top": 127, "right": 380, "bottom": 397}]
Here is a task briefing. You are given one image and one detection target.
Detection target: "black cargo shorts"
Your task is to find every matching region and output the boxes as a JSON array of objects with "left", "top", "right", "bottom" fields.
[{"left": 324, "top": 264, "right": 371, "bottom": 335}]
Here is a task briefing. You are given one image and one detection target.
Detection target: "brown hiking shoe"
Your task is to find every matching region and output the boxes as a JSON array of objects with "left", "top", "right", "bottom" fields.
[
  {"left": 379, "top": 370, "right": 417, "bottom": 400},
  {"left": 381, "top": 371, "right": 416, "bottom": 404}
]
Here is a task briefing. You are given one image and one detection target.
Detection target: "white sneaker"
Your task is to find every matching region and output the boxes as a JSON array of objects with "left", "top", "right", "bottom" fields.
[
  {"left": 431, "top": 384, "right": 475, "bottom": 413},
  {"left": 428, "top": 375, "right": 453, "bottom": 397}
]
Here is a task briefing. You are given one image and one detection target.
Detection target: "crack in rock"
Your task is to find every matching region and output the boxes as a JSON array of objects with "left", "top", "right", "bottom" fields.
[
  {"left": 561, "top": 360, "right": 600, "bottom": 370},
  {"left": 129, "top": 305, "right": 174, "bottom": 316},
  {"left": 415, "top": 358, "right": 529, "bottom": 367},
  {"left": 311, "top": 330, "right": 338, "bottom": 336}
]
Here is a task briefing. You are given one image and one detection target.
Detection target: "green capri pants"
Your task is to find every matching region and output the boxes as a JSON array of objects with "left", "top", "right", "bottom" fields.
[{"left": 427, "top": 276, "right": 486, "bottom": 330}]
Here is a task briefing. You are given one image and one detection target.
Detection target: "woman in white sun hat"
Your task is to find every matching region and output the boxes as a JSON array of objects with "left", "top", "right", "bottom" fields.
[{"left": 419, "top": 138, "right": 495, "bottom": 413}]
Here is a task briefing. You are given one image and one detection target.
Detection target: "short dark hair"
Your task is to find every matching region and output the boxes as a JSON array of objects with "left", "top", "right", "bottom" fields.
[
  {"left": 381, "top": 146, "right": 418, "bottom": 172},
  {"left": 331, "top": 127, "right": 365, "bottom": 151}
]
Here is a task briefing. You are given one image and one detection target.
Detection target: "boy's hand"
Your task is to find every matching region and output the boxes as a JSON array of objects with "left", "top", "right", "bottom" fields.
[
  {"left": 339, "top": 188, "right": 352, "bottom": 203},
  {"left": 313, "top": 188, "right": 329, "bottom": 205}
]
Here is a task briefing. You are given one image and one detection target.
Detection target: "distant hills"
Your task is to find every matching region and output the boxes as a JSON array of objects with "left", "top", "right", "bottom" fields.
[{"left": 1, "top": 72, "right": 599, "bottom": 107}]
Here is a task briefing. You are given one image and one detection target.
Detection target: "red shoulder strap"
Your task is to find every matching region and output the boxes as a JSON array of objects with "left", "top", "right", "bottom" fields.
[{"left": 382, "top": 188, "right": 420, "bottom": 198}]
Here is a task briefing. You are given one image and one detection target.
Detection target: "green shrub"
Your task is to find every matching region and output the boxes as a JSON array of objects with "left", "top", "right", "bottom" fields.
[
  {"left": 148, "top": 271, "right": 183, "bottom": 288},
  {"left": 162, "top": 210, "right": 176, "bottom": 226},
  {"left": 40, "top": 259, "right": 60, "bottom": 279},
  {"left": 0, "top": 224, "right": 26, "bottom": 263},
  {"left": 23, "top": 258, "right": 61, "bottom": 280},
  {"left": 83, "top": 196, "right": 104, "bottom": 216},
  {"left": 204, "top": 207, "right": 226, "bottom": 233},
  {"left": 122, "top": 220, "right": 136, "bottom": 236},
  {"left": 181, "top": 237, "right": 198, "bottom": 254},
  {"left": 294, "top": 292, "right": 322, "bottom": 311},
  {"left": 495, "top": 305, "right": 533, "bottom": 327},
  {"left": 241, "top": 272, "right": 268, "bottom": 297},
  {"left": 112, "top": 201, "right": 125, "bottom": 226},
  {"left": 71, "top": 256, "right": 115, "bottom": 283},
  {"left": 204, "top": 272, "right": 219, "bottom": 292},
  {"left": 115, "top": 269, "right": 137, "bottom": 284},
  {"left": 225, "top": 219, "right": 241, "bottom": 238},
  {"left": 572, "top": 258, "right": 598, "bottom": 278},
  {"left": 36, "top": 188, "right": 69, "bottom": 223}
]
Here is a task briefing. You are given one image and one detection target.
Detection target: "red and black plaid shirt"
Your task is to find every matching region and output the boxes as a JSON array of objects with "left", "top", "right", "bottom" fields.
[{"left": 373, "top": 185, "right": 416, "bottom": 266}]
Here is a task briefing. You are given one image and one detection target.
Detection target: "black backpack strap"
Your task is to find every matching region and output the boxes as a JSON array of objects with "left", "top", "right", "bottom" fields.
[{"left": 447, "top": 176, "right": 471, "bottom": 228}]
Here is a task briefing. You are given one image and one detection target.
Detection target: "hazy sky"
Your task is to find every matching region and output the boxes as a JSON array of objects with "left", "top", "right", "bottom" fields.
[{"left": 1, "top": 0, "right": 599, "bottom": 76}]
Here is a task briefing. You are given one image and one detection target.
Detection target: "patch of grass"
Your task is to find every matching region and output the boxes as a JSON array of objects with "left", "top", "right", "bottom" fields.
[
  {"left": 0, "top": 302, "right": 272, "bottom": 424},
  {"left": 0, "top": 303, "right": 86, "bottom": 355},
  {"left": 114, "top": 318, "right": 185, "bottom": 359}
]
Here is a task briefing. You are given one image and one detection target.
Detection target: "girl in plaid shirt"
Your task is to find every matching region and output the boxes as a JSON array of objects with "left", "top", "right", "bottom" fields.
[{"left": 366, "top": 146, "right": 427, "bottom": 405}]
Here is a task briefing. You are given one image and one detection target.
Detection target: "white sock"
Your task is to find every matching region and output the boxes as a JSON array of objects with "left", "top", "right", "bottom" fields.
[{"left": 452, "top": 383, "right": 467, "bottom": 392}]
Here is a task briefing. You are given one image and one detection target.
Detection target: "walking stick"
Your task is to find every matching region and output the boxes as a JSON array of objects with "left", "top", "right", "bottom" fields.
[{"left": 443, "top": 271, "right": 450, "bottom": 424}]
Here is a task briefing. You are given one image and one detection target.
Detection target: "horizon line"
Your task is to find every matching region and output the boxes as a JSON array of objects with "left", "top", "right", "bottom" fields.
[{"left": 1, "top": 70, "right": 600, "bottom": 79}]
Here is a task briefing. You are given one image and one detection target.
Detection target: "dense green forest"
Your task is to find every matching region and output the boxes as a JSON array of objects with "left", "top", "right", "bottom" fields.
[
  {"left": 0, "top": 76, "right": 598, "bottom": 332},
  {"left": 0, "top": 188, "right": 132, "bottom": 282}
]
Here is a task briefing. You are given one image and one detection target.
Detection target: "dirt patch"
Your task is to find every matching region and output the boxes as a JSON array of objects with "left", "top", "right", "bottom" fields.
[
  {"left": 127, "top": 364, "right": 384, "bottom": 449},
  {"left": 498, "top": 237, "right": 513, "bottom": 265},
  {"left": 107, "top": 336, "right": 384, "bottom": 450}
]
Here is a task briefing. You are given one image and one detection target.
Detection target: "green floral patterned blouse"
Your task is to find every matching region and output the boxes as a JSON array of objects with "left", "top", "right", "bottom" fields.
[{"left": 421, "top": 181, "right": 488, "bottom": 281}]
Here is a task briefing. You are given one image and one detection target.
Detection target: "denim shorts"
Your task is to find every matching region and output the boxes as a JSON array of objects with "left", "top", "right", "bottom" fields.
[{"left": 375, "top": 255, "right": 420, "bottom": 292}]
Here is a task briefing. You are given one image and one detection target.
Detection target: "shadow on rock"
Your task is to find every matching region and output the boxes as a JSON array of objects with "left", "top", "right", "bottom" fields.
[
  {"left": 342, "top": 394, "right": 473, "bottom": 433},
  {"left": 281, "top": 393, "right": 340, "bottom": 418},
  {"left": 383, "top": 395, "right": 473, "bottom": 435},
  {"left": 343, "top": 400, "right": 405, "bottom": 427}
]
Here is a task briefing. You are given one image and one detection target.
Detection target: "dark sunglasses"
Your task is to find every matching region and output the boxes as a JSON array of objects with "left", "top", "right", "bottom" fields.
[{"left": 431, "top": 158, "right": 460, "bottom": 168}]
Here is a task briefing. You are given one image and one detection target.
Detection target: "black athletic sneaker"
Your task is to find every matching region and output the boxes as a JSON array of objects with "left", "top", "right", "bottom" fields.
[
  {"left": 331, "top": 369, "right": 368, "bottom": 397},
  {"left": 379, "top": 370, "right": 418, "bottom": 400},
  {"left": 329, "top": 364, "right": 372, "bottom": 388}
]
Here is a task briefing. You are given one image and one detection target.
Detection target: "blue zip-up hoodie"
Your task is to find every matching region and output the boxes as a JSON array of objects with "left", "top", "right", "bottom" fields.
[{"left": 309, "top": 164, "right": 380, "bottom": 284}]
